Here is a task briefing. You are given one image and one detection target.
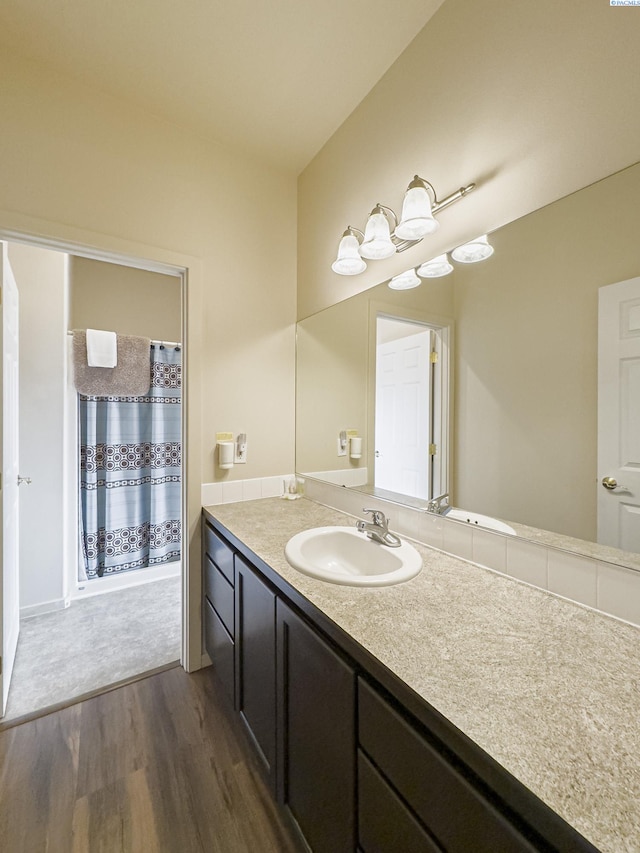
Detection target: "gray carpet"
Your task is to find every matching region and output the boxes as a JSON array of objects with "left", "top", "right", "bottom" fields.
[{"left": 3, "top": 575, "right": 181, "bottom": 722}]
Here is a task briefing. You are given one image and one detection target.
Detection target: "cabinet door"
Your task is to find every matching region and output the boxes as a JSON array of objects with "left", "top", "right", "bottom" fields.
[
  {"left": 235, "top": 555, "right": 277, "bottom": 786},
  {"left": 276, "top": 599, "right": 356, "bottom": 853},
  {"left": 203, "top": 597, "right": 235, "bottom": 703}
]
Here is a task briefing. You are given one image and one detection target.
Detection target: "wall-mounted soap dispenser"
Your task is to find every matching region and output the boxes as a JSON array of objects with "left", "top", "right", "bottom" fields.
[
  {"left": 216, "top": 432, "right": 234, "bottom": 469},
  {"left": 350, "top": 436, "right": 363, "bottom": 459}
]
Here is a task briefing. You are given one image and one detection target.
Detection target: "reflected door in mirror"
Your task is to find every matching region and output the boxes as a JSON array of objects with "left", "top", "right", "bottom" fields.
[
  {"left": 598, "top": 277, "right": 640, "bottom": 552},
  {"left": 375, "top": 320, "right": 433, "bottom": 500}
]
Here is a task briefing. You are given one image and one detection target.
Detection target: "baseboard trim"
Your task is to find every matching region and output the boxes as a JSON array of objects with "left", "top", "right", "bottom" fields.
[{"left": 20, "top": 598, "right": 68, "bottom": 620}]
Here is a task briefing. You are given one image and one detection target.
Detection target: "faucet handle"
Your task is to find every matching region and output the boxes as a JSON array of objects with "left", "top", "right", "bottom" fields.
[{"left": 363, "top": 508, "right": 388, "bottom": 528}]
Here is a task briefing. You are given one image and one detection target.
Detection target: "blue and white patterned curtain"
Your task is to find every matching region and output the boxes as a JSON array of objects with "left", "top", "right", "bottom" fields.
[{"left": 79, "top": 345, "right": 182, "bottom": 580}]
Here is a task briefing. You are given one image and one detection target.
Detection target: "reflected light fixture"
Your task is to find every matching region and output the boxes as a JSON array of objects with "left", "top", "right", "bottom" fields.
[
  {"left": 389, "top": 269, "right": 422, "bottom": 290},
  {"left": 331, "top": 227, "right": 367, "bottom": 275},
  {"left": 417, "top": 253, "right": 453, "bottom": 278},
  {"left": 331, "top": 174, "right": 476, "bottom": 276},
  {"left": 451, "top": 234, "right": 494, "bottom": 263},
  {"left": 389, "top": 239, "right": 495, "bottom": 292}
]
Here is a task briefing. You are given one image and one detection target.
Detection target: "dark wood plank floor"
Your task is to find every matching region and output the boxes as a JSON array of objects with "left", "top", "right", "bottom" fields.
[{"left": 0, "top": 666, "right": 303, "bottom": 852}]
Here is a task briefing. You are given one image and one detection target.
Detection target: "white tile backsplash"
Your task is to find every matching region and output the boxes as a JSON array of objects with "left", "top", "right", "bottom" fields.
[
  {"left": 506, "top": 538, "right": 548, "bottom": 588},
  {"left": 442, "top": 519, "right": 474, "bottom": 561},
  {"left": 221, "top": 480, "right": 244, "bottom": 504},
  {"left": 242, "top": 478, "right": 263, "bottom": 501},
  {"left": 547, "top": 550, "right": 597, "bottom": 608},
  {"left": 202, "top": 475, "right": 294, "bottom": 506},
  {"left": 261, "top": 476, "right": 286, "bottom": 499},
  {"left": 597, "top": 562, "right": 640, "bottom": 626},
  {"left": 201, "top": 481, "right": 223, "bottom": 507},
  {"left": 472, "top": 529, "right": 507, "bottom": 572}
]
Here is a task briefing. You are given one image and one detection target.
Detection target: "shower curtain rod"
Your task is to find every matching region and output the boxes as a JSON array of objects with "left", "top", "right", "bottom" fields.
[{"left": 66, "top": 330, "right": 181, "bottom": 347}]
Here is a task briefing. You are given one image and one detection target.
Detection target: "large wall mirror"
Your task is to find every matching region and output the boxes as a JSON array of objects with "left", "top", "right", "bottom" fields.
[{"left": 296, "top": 161, "right": 640, "bottom": 570}]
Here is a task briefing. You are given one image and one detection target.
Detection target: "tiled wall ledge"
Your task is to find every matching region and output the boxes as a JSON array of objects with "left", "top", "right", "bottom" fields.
[
  {"left": 201, "top": 475, "right": 295, "bottom": 507},
  {"left": 302, "top": 477, "right": 640, "bottom": 630}
]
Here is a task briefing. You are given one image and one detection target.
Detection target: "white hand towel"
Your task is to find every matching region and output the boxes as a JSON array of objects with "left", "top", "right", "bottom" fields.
[{"left": 86, "top": 329, "right": 118, "bottom": 368}]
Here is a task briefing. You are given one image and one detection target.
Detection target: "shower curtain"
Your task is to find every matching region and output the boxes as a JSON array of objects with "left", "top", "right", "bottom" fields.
[{"left": 79, "top": 344, "right": 182, "bottom": 580}]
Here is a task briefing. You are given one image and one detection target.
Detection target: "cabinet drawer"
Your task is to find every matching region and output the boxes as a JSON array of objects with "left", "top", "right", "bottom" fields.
[
  {"left": 203, "top": 597, "right": 234, "bottom": 703},
  {"left": 204, "top": 555, "right": 234, "bottom": 638},
  {"left": 359, "top": 750, "right": 442, "bottom": 853},
  {"left": 358, "top": 679, "right": 536, "bottom": 853},
  {"left": 203, "top": 522, "right": 234, "bottom": 584}
]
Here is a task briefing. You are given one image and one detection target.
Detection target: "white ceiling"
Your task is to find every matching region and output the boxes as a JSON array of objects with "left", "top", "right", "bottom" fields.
[{"left": 0, "top": 0, "right": 444, "bottom": 174}]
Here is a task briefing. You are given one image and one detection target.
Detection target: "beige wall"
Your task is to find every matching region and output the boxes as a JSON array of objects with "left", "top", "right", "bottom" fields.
[
  {"left": 8, "top": 242, "right": 68, "bottom": 611},
  {"left": 297, "top": 0, "right": 640, "bottom": 319},
  {"left": 0, "top": 48, "right": 297, "bottom": 485},
  {"left": 0, "top": 48, "right": 296, "bottom": 669},
  {"left": 70, "top": 257, "right": 181, "bottom": 341}
]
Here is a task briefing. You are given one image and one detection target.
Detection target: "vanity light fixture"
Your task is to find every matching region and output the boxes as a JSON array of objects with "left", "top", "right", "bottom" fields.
[
  {"left": 360, "top": 205, "right": 397, "bottom": 260},
  {"left": 451, "top": 234, "right": 494, "bottom": 263},
  {"left": 395, "top": 175, "right": 440, "bottom": 241},
  {"left": 388, "top": 269, "right": 422, "bottom": 290},
  {"left": 331, "top": 226, "right": 367, "bottom": 275},
  {"left": 332, "top": 175, "right": 476, "bottom": 275},
  {"left": 416, "top": 253, "right": 454, "bottom": 278}
]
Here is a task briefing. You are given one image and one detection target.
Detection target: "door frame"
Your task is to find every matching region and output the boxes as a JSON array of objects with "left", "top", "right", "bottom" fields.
[
  {"left": 368, "top": 300, "right": 454, "bottom": 505},
  {"left": 0, "top": 211, "right": 204, "bottom": 674}
]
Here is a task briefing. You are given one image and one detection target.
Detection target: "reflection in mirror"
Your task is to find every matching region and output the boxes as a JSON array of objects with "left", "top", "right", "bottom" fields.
[
  {"left": 374, "top": 316, "right": 448, "bottom": 503},
  {"left": 296, "top": 162, "right": 640, "bottom": 569}
]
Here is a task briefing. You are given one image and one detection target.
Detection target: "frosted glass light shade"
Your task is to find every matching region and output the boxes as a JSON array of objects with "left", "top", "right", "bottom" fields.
[
  {"left": 332, "top": 232, "right": 367, "bottom": 275},
  {"left": 451, "top": 234, "right": 494, "bottom": 263},
  {"left": 417, "top": 253, "right": 453, "bottom": 278},
  {"left": 395, "top": 186, "right": 439, "bottom": 241},
  {"left": 360, "top": 209, "right": 396, "bottom": 260},
  {"left": 389, "top": 269, "right": 421, "bottom": 290}
]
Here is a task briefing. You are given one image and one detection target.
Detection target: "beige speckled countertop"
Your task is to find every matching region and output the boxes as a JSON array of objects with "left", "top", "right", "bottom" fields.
[{"left": 204, "top": 497, "right": 640, "bottom": 853}]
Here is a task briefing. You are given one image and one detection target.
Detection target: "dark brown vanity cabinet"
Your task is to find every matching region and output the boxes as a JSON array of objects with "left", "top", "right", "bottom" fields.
[
  {"left": 201, "top": 513, "right": 599, "bottom": 853},
  {"left": 202, "top": 525, "right": 235, "bottom": 704},
  {"left": 276, "top": 598, "right": 356, "bottom": 853},
  {"left": 235, "top": 554, "right": 277, "bottom": 787},
  {"left": 357, "top": 679, "right": 538, "bottom": 853}
]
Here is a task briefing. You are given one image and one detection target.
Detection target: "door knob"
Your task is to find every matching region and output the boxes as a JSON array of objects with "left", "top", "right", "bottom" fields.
[
  {"left": 17, "top": 476, "right": 32, "bottom": 486},
  {"left": 602, "top": 476, "right": 628, "bottom": 491}
]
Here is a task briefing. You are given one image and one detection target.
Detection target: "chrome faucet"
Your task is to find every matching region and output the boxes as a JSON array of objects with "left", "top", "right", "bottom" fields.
[
  {"left": 426, "top": 492, "right": 449, "bottom": 514},
  {"left": 356, "top": 509, "right": 402, "bottom": 548}
]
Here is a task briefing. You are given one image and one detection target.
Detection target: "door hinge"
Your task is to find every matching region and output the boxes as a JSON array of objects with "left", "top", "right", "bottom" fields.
[
  {"left": 430, "top": 351, "right": 438, "bottom": 363},
  {"left": 0, "top": 656, "right": 2, "bottom": 676},
  {"left": 429, "top": 443, "right": 437, "bottom": 455}
]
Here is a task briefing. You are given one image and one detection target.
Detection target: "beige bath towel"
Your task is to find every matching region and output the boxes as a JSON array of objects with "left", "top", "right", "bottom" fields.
[{"left": 72, "top": 331, "right": 151, "bottom": 396}]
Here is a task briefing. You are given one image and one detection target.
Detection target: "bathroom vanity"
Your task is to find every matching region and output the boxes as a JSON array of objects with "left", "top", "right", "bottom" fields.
[{"left": 202, "top": 498, "right": 640, "bottom": 853}]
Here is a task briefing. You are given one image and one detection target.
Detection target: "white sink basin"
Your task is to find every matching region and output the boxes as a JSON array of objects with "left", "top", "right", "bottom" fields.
[
  {"left": 284, "top": 526, "right": 422, "bottom": 587},
  {"left": 444, "top": 508, "right": 516, "bottom": 535}
]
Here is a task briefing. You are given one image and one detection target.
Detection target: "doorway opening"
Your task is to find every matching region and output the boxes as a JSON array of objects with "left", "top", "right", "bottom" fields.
[
  {"left": 1, "top": 238, "right": 187, "bottom": 724},
  {"left": 373, "top": 313, "right": 451, "bottom": 506}
]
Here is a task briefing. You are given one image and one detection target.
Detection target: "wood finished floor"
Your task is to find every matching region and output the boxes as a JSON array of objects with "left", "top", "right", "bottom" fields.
[{"left": 0, "top": 666, "right": 303, "bottom": 853}]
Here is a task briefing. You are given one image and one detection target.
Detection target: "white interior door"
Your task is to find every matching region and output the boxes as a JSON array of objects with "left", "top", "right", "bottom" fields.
[
  {"left": 375, "top": 328, "right": 432, "bottom": 500},
  {"left": 0, "top": 243, "right": 20, "bottom": 716},
  {"left": 597, "top": 276, "right": 640, "bottom": 552}
]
